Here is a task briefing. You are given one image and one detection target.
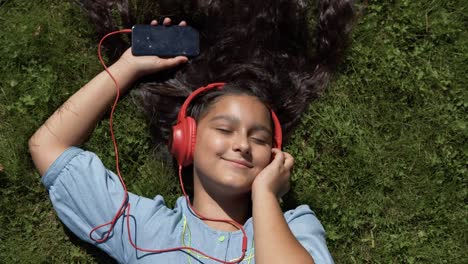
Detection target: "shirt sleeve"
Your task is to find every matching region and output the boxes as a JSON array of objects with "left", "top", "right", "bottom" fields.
[
  {"left": 41, "top": 147, "right": 168, "bottom": 263},
  {"left": 285, "top": 205, "right": 334, "bottom": 264}
]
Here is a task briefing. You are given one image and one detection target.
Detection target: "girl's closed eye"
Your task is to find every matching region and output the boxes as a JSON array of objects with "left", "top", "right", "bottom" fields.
[
  {"left": 251, "top": 137, "right": 267, "bottom": 145},
  {"left": 250, "top": 134, "right": 271, "bottom": 145},
  {"left": 215, "top": 127, "right": 232, "bottom": 134}
]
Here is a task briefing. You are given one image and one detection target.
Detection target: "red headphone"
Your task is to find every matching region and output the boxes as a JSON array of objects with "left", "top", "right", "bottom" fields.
[{"left": 170, "top": 82, "right": 283, "bottom": 166}]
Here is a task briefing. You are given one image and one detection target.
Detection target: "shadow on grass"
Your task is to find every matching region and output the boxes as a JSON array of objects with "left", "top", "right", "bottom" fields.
[
  {"left": 63, "top": 226, "right": 117, "bottom": 264},
  {"left": 281, "top": 180, "right": 301, "bottom": 212}
]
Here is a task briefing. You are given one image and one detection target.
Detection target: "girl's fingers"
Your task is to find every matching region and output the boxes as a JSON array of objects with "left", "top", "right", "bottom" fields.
[
  {"left": 272, "top": 149, "right": 294, "bottom": 172},
  {"left": 271, "top": 148, "right": 284, "bottom": 165},
  {"left": 152, "top": 18, "right": 186, "bottom": 27},
  {"left": 284, "top": 152, "right": 294, "bottom": 170},
  {"left": 163, "top": 17, "right": 171, "bottom": 25}
]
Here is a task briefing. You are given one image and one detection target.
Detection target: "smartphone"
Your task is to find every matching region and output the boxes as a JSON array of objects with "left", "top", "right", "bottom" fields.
[{"left": 131, "top": 24, "right": 200, "bottom": 57}]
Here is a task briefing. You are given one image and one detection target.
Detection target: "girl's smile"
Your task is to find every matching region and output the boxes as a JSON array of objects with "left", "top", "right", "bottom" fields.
[{"left": 221, "top": 157, "right": 254, "bottom": 168}]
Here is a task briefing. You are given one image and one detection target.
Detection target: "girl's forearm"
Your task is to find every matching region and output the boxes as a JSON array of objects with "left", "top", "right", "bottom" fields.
[
  {"left": 252, "top": 191, "right": 315, "bottom": 264},
  {"left": 29, "top": 59, "right": 138, "bottom": 175}
]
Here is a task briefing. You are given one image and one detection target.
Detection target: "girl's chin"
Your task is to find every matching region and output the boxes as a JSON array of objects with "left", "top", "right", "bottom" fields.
[{"left": 211, "top": 178, "right": 253, "bottom": 196}]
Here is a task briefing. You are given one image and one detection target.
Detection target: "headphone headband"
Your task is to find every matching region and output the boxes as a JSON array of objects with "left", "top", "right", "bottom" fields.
[{"left": 177, "top": 82, "right": 226, "bottom": 122}]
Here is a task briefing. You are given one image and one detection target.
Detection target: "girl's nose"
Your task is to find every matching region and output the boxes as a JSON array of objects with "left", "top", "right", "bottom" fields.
[{"left": 232, "top": 134, "right": 251, "bottom": 154}]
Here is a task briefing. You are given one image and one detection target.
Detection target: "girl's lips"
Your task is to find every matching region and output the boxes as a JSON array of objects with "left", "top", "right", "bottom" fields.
[{"left": 222, "top": 158, "right": 253, "bottom": 168}]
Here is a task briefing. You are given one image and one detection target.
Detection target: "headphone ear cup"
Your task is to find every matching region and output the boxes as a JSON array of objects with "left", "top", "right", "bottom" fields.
[{"left": 170, "top": 117, "right": 197, "bottom": 166}]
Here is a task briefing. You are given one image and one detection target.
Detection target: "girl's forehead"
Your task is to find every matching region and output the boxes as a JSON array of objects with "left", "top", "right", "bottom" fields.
[{"left": 202, "top": 94, "right": 271, "bottom": 124}]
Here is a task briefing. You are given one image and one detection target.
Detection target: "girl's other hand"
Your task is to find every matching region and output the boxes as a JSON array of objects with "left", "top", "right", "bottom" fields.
[
  {"left": 251, "top": 149, "right": 294, "bottom": 200},
  {"left": 119, "top": 17, "right": 188, "bottom": 78}
]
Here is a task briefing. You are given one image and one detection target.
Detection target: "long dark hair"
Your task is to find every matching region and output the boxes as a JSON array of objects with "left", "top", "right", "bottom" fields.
[{"left": 79, "top": 0, "right": 355, "bottom": 144}]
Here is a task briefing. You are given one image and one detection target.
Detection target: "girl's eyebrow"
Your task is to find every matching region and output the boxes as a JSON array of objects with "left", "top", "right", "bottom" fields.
[
  {"left": 209, "top": 115, "right": 272, "bottom": 135},
  {"left": 209, "top": 114, "right": 238, "bottom": 124}
]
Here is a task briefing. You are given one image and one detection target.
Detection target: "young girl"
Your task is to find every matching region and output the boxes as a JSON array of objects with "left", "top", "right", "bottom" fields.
[{"left": 31, "top": 1, "right": 354, "bottom": 263}]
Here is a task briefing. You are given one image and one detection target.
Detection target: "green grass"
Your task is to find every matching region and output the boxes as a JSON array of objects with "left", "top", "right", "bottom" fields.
[{"left": 0, "top": 0, "right": 466, "bottom": 263}]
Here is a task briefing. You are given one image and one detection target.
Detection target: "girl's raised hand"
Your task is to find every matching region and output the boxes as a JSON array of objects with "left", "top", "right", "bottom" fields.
[
  {"left": 119, "top": 17, "right": 188, "bottom": 78},
  {"left": 251, "top": 149, "right": 294, "bottom": 199}
]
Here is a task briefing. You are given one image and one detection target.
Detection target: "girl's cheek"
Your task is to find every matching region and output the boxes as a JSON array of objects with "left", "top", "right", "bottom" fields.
[
  {"left": 255, "top": 148, "right": 273, "bottom": 168},
  {"left": 262, "top": 155, "right": 273, "bottom": 168},
  {"left": 208, "top": 135, "right": 229, "bottom": 153}
]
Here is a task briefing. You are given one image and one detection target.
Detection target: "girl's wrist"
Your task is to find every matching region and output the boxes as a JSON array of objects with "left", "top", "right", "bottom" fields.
[
  {"left": 106, "top": 58, "right": 141, "bottom": 91},
  {"left": 114, "top": 56, "right": 141, "bottom": 78},
  {"left": 251, "top": 187, "right": 277, "bottom": 202}
]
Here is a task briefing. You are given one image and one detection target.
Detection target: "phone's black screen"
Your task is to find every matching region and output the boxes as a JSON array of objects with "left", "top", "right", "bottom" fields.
[{"left": 131, "top": 25, "right": 200, "bottom": 57}]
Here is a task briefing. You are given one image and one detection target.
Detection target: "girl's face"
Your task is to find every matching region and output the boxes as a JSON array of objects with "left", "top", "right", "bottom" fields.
[{"left": 193, "top": 94, "right": 273, "bottom": 196}]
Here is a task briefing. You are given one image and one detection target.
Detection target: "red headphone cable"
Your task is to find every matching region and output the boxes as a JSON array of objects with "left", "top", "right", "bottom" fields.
[{"left": 89, "top": 29, "right": 248, "bottom": 264}]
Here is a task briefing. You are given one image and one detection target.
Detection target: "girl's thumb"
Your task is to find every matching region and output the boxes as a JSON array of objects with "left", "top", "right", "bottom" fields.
[{"left": 159, "top": 56, "right": 188, "bottom": 70}]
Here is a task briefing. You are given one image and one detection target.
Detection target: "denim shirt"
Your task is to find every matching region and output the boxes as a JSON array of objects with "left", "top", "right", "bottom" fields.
[{"left": 42, "top": 147, "right": 334, "bottom": 263}]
